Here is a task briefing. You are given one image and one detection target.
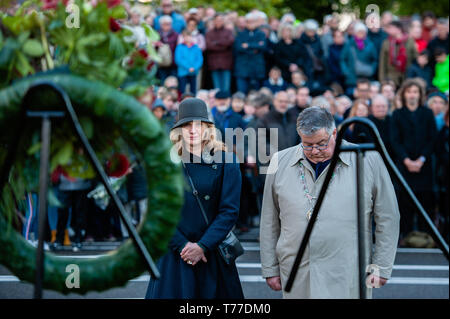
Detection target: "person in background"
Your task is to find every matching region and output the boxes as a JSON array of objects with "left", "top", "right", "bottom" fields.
[
  {"left": 231, "top": 91, "right": 246, "bottom": 115},
  {"left": 321, "top": 14, "right": 340, "bottom": 59},
  {"left": 288, "top": 86, "right": 311, "bottom": 120},
  {"left": 368, "top": 19, "right": 388, "bottom": 64},
  {"left": 432, "top": 47, "right": 449, "bottom": 94},
  {"left": 343, "top": 99, "right": 370, "bottom": 143},
  {"left": 205, "top": 13, "right": 235, "bottom": 93},
  {"left": 274, "top": 23, "right": 307, "bottom": 83},
  {"left": 379, "top": 21, "right": 417, "bottom": 86},
  {"left": 434, "top": 109, "right": 449, "bottom": 242},
  {"left": 157, "top": 15, "right": 179, "bottom": 83},
  {"left": 340, "top": 22, "right": 378, "bottom": 95},
  {"left": 409, "top": 19, "right": 428, "bottom": 54},
  {"left": 178, "top": 17, "right": 206, "bottom": 51},
  {"left": 299, "top": 19, "right": 327, "bottom": 95},
  {"left": 334, "top": 95, "right": 352, "bottom": 124},
  {"left": 390, "top": 79, "right": 438, "bottom": 242},
  {"left": 234, "top": 12, "right": 267, "bottom": 94},
  {"left": 328, "top": 29, "right": 346, "bottom": 88},
  {"left": 290, "top": 70, "right": 308, "bottom": 89},
  {"left": 263, "top": 66, "right": 288, "bottom": 94},
  {"left": 175, "top": 30, "right": 203, "bottom": 94},
  {"left": 427, "top": 91, "right": 448, "bottom": 131},
  {"left": 153, "top": 0, "right": 186, "bottom": 34},
  {"left": 256, "top": 91, "right": 299, "bottom": 165},
  {"left": 210, "top": 90, "right": 246, "bottom": 147},
  {"left": 421, "top": 11, "right": 437, "bottom": 43},
  {"left": 406, "top": 49, "right": 434, "bottom": 90},
  {"left": 285, "top": 87, "right": 297, "bottom": 109},
  {"left": 368, "top": 94, "right": 394, "bottom": 156},
  {"left": 152, "top": 98, "right": 167, "bottom": 121},
  {"left": 370, "top": 81, "right": 381, "bottom": 100},
  {"left": 380, "top": 80, "right": 397, "bottom": 109},
  {"left": 426, "top": 18, "right": 449, "bottom": 70},
  {"left": 161, "top": 89, "right": 178, "bottom": 129}
]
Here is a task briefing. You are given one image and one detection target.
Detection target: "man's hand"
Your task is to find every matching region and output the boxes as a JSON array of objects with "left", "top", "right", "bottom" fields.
[
  {"left": 180, "top": 242, "right": 207, "bottom": 266},
  {"left": 189, "top": 67, "right": 195, "bottom": 73},
  {"left": 365, "top": 274, "right": 388, "bottom": 288},
  {"left": 266, "top": 276, "right": 282, "bottom": 291},
  {"left": 242, "top": 43, "right": 249, "bottom": 49}
]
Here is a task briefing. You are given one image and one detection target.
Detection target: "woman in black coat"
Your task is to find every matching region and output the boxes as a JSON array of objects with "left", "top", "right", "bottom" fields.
[
  {"left": 145, "top": 98, "right": 244, "bottom": 299},
  {"left": 274, "top": 24, "right": 307, "bottom": 83},
  {"left": 390, "top": 80, "right": 438, "bottom": 239}
]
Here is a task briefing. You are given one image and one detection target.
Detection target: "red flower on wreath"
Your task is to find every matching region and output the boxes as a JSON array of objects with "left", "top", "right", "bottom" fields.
[
  {"left": 137, "top": 49, "right": 149, "bottom": 59},
  {"left": 109, "top": 17, "right": 121, "bottom": 32},
  {"left": 106, "top": 153, "right": 130, "bottom": 177},
  {"left": 42, "top": 0, "right": 69, "bottom": 10},
  {"left": 100, "top": 0, "right": 122, "bottom": 8}
]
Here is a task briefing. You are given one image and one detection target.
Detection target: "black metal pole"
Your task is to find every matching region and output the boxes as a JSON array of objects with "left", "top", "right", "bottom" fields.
[
  {"left": 356, "top": 150, "right": 368, "bottom": 299},
  {"left": 34, "top": 117, "right": 51, "bottom": 299}
]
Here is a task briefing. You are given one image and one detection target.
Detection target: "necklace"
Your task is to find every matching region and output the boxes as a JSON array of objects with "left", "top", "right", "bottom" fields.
[{"left": 299, "top": 161, "right": 341, "bottom": 221}]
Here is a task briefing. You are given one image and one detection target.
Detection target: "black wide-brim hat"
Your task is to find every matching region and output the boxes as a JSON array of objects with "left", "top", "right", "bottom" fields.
[{"left": 171, "top": 98, "right": 213, "bottom": 130}]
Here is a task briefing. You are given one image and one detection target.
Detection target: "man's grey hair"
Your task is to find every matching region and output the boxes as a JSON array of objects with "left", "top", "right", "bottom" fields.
[
  {"left": 297, "top": 106, "right": 336, "bottom": 136},
  {"left": 372, "top": 94, "right": 389, "bottom": 106}
]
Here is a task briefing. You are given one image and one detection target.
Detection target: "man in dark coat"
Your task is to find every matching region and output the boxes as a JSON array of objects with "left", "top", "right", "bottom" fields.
[
  {"left": 205, "top": 14, "right": 235, "bottom": 92},
  {"left": 255, "top": 91, "right": 299, "bottom": 185},
  {"left": 390, "top": 79, "right": 438, "bottom": 240},
  {"left": 233, "top": 13, "right": 267, "bottom": 94},
  {"left": 287, "top": 86, "right": 311, "bottom": 120}
]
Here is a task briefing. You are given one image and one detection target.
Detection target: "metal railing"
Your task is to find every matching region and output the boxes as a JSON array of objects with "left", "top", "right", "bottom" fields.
[{"left": 284, "top": 117, "right": 449, "bottom": 297}]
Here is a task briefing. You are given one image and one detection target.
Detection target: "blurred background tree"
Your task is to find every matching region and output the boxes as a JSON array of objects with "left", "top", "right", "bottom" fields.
[{"left": 185, "top": 0, "right": 449, "bottom": 20}]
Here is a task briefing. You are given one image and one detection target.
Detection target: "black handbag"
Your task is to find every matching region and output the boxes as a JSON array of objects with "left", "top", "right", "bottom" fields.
[{"left": 182, "top": 162, "right": 244, "bottom": 265}]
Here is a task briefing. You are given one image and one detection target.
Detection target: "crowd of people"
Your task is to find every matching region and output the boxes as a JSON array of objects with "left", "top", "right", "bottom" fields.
[{"left": 20, "top": 0, "right": 449, "bottom": 250}]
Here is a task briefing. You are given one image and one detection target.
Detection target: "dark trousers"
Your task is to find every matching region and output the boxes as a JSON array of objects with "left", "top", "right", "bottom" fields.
[
  {"left": 178, "top": 75, "right": 197, "bottom": 94},
  {"left": 397, "top": 189, "right": 435, "bottom": 238},
  {"left": 56, "top": 190, "right": 88, "bottom": 244}
]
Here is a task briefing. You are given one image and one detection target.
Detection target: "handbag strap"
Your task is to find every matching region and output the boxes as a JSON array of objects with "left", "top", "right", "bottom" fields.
[{"left": 182, "top": 161, "right": 210, "bottom": 226}]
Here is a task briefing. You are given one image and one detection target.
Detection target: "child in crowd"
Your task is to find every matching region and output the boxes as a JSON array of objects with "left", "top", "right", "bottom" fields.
[
  {"left": 174, "top": 30, "right": 203, "bottom": 94},
  {"left": 406, "top": 50, "right": 434, "bottom": 90},
  {"left": 432, "top": 47, "right": 449, "bottom": 93},
  {"left": 263, "top": 66, "right": 288, "bottom": 94}
]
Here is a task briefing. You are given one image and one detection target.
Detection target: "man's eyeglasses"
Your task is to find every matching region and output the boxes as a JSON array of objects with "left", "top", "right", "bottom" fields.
[{"left": 301, "top": 135, "right": 332, "bottom": 151}]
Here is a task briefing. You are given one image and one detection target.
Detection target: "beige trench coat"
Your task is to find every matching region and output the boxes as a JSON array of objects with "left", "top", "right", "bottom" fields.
[{"left": 260, "top": 142, "right": 400, "bottom": 299}]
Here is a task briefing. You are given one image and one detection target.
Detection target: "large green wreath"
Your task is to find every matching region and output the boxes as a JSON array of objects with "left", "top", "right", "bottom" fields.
[{"left": 0, "top": 73, "right": 183, "bottom": 295}]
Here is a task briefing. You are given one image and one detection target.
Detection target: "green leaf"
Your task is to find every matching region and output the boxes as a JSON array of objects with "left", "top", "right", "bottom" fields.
[
  {"left": 110, "top": 5, "right": 127, "bottom": 20},
  {"left": 80, "top": 116, "right": 94, "bottom": 139},
  {"left": 50, "top": 141, "right": 73, "bottom": 172},
  {"left": 26, "top": 142, "right": 41, "bottom": 155},
  {"left": 22, "top": 39, "right": 44, "bottom": 57},
  {"left": 15, "top": 51, "right": 34, "bottom": 76}
]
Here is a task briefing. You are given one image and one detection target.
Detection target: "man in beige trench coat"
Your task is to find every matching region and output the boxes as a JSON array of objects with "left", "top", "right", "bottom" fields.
[{"left": 260, "top": 106, "right": 400, "bottom": 298}]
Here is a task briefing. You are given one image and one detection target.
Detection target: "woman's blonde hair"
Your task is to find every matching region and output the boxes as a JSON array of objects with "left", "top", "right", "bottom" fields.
[{"left": 169, "top": 121, "right": 227, "bottom": 157}]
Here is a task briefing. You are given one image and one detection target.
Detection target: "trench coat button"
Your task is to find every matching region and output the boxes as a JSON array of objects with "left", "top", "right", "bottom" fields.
[
  {"left": 212, "top": 164, "right": 217, "bottom": 170},
  {"left": 204, "top": 195, "right": 210, "bottom": 200}
]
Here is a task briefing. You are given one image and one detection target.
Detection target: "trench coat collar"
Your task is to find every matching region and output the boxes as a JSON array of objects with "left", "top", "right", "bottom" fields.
[{"left": 289, "top": 142, "right": 352, "bottom": 167}]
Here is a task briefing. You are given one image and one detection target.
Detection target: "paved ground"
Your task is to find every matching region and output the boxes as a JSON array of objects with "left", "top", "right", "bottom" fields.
[{"left": 0, "top": 230, "right": 448, "bottom": 299}]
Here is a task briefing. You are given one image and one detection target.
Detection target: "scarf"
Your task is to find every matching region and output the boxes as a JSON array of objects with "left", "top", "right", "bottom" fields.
[
  {"left": 389, "top": 35, "right": 408, "bottom": 73},
  {"left": 354, "top": 37, "right": 365, "bottom": 51}
]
